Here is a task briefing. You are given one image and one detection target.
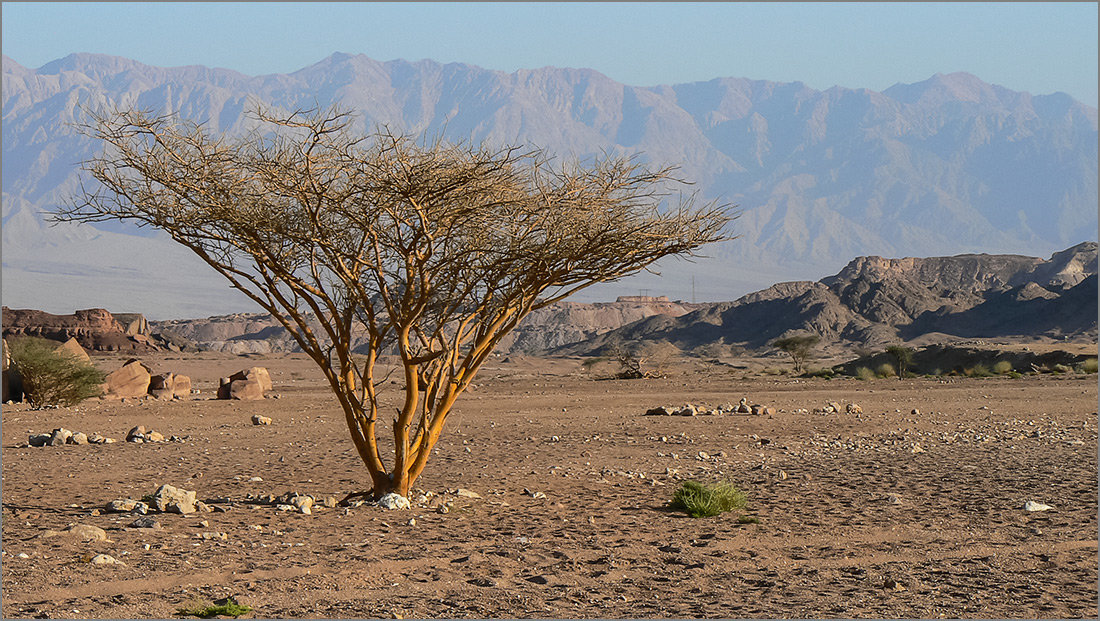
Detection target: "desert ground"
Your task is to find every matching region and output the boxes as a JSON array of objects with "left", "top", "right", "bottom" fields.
[{"left": 2, "top": 350, "right": 1097, "bottom": 619}]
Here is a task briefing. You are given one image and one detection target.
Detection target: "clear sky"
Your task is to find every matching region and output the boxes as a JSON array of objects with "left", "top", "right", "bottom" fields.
[{"left": 2, "top": 2, "right": 1097, "bottom": 105}]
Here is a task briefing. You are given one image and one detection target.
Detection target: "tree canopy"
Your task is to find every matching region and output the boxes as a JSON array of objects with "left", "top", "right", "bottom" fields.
[{"left": 57, "top": 106, "right": 734, "bottom": 498}]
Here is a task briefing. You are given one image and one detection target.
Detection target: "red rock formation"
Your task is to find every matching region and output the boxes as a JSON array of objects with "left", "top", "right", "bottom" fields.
[{"left": 2, "top": 307, "right": 158, "bottom": 352}]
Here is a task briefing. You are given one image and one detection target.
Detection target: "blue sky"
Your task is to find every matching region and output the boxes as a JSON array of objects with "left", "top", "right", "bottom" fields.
[{"left": 2, "top": 2, "right": 1097, "bottom": 104}]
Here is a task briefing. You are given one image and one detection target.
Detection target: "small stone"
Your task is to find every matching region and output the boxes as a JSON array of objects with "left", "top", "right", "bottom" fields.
[
  {"left": 107, "top": 499, "right": 140, "bottom": 513},
  {"left": 275, "top": 504, "right": 295, "bottom": 512},
  {"left": 149, "top": 484, "right": 197, "bottom": 514},
  {"left": 65, "top": 524, "right": 109, "bottom": 542},
  {"left": 377, "top": 493, "right": 411, "bottom": 510},
  {"left": 200, "top": 532, "right": 228, "bottom": 540},
  {"left": 455, "top": 488, "right": 481, "bottom": 499},
  {"left": 911, "top": 409, "right": 921, "bottom": 416},
  {"left": 248, "top": 477, "right": 263, "bottom": 482},
  {"left": 777, "top": 470, "right": 788, "bottom": 480},
  {"left": 910, "top": 443, "right": 924, "bottom": 454},
  {"left": 198, "top": 520, "right": 209, "bottom": 527},
  {"left": 129, "top": 516, "right": 162, "bottom": 529},
  {"left": 322, "top": 496, "right": 337, "bottom": 508},
  {"left": 290, "top": 496, "right": 314, "bottom": 515},
  {"left": 195, "top": 501, "right": 211, "bottom": 513},
  {"left": 526, "top": 575, "right": 550, "bottom": 585},
  {"left": 887, "top": 494, "right": 902, "bottom": 505},
  {"left": 1024, "top": 500, "right": 1053, "bottom": 512},
  {"left": 87, "top": 434, "right": 108, "bottom": 445},
  {"left": 126, "top": 426, "right": 147, "bottom": 442},
  {"left": 846, "top": 403, "right": 863, "bottom": 414},
  {"left": 407, "top": 518, "right": 416, "bottom": 526},
  {"left": 28, "top": 433, "right": 51, "bottom": 447},
  {"left": 49, "top": 428, "right": 72, "bottom": 446},
  {"left": 68, "top": 432, "right": 89, "bottom": 445},
  {"left": 89, "top": 553, "right": 125, "bottom": 566},
  {"left": 146, "top": 431, "right": 164, "bottom": 442},
  {"left": 251, "top": 415, "right": 272, "bottom": 426}
]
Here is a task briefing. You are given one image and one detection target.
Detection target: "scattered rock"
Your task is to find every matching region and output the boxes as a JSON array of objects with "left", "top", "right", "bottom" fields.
[
  {"left": 322, "top": 496, "right": 337, "bottom": 508},
  {"left": 251, "top": 414, "right": 272, "bottom": 425},
  {"left": 736, "top": 398, "right": 752, "bottom": 414},
  {"left": 910, "top": 443, "right": 925, "bottom": 454},
  {"left": 149, "top": 484, "right": 197, "bottom": 514},
  {"left": 28, "top": 433, "right": 51, "bottom": 447},
  {"left": 88, "top": 553, "right": 125, "bottom": 566},
  {"left": 377, "top": 493, "right": 411, "bottom": 510},
  {"left": 51, "top": 524, "right": 109, "bottom": 542},
  {"left": 526, "top": 575, "right": 550, "bottom": 585},
  {"left": 1024, "top": 500, "right": 1053, "bottom": 512},
  {"left": 106, "top": 499, "right": 144, "bottom": 513},
  {"left": 455, "top": 488, "right": 482, "bottom": 499},
  {"left": 128, "top": 516, "right": 162, "bottom": 529},
  {"left": 49, "top": 428, "right": 72, "bottom": 446},
  {"left": 68, "top": 431, "right": 89, "bottom": 445},
  {"left": 290, "top": 496, "right": 314, "bottom": 515},
  {"left": 146, "top": 431, "right": 164, "bottom": 442},
  {"left": 126, "top": 426, "right": 147, "bottom": 442},
  {"left": 846, "top": 403, "right": 863, "bottom": 414}
]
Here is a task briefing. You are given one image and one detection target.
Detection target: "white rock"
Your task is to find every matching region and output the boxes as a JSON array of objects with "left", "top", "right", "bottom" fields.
[
  {"left": 377, "top": 493, "right": 411, "bottom": 510},
  {"left": 89, "top": 553, "right": 125, "bottom": 566},
  {"left": 1024, "top": 500, "right": 1053, "bottom": 512}
]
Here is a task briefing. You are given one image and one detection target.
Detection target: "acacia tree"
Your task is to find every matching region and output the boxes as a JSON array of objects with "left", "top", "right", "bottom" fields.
[
  {"left": 56, "top": 106, "right": 732, "bottom": 499},
  {"left": 772, "top": 333, "right": 820, "bottom": 374}
]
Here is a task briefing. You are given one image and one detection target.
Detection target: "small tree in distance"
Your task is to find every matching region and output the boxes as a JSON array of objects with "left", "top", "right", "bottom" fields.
[
  {"left": 57, "top": 106, "right": 733, "bottom": 500},
  {"left": 771, "top": 333, "right": 820, "bottom": 375},
  {"left": 885, "top": 345, "right": 915, "bottom": 379}
]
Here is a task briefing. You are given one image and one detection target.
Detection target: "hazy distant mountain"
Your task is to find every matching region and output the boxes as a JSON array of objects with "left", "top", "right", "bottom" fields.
[{"left": 3, "top": 53, "right": 1096, "bottom": 318}]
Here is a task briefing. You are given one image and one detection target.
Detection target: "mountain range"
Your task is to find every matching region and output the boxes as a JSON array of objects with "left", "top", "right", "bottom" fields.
[{"left": 2, "top": 53, "right": 1097, "bottom": 319}]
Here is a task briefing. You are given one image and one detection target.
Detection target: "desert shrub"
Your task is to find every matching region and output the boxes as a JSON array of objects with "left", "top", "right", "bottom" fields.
[
  {"left": 965, "top": 364, "right": 993, "bottom": 377},
  {"left": 1051, "top": 363, "right": 1071, "bottom": 374},
  {"left": 1007, "top": 371, "right": 1023, "bottom": 379},
  {"left": 178, "top": 597, "right": 252, "bottom": 619},
  {"left": 854, "top": 366, "right": 875, "bottom": 381},
  {"left": 8, "top": 337, "right": 105, "bottom": 407},
  {"left": 992, "top": 360, "right": 1014, "bottom": 375},
  {"left": 737, "top": 515, "right": 762, "bottom": 524},
  {"left": 805, "top": 367, "right": 836, "bottom": 379},
  {"left": 669, "top": 480, "right": 747, "bottom": 518},
  {"left": 1078, "top": 358, "right": 1098, "bottom": 374},
  {"left": 762, "top": 366, "right": 787, "bottom": 376},
  {"left": 875, "top": 363, "right": 896, "bottom": 378}
]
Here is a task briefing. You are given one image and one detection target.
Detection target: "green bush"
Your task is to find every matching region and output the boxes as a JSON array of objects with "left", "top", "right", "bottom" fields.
[
  {"left": 1051, "top": 363, "right": 1071, "bottom": 375},
  {"left": 8, "top": 337, "right": 105, "bottom": 407},
  {"left": 854, "top": 366, "right": 875, "bottom": 381},
  {"left": 669, "top": 480, "right": 747, "bottom": 518},
  {"left": 875, "top": 363, "right": 896, "bottom": 378},
  {"left": 178, "top": 597, "right": 252, "bottom": 619},
  {"left": 1078, "top": 358, "right": 1098, "bottom": 374},
  {"left": 992, "top": 360, "right": 1013, "bottom": 375}
]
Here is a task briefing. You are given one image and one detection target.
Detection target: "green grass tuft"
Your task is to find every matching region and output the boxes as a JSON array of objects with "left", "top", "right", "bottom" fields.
[
  {"left": 992, "top": 360, "right": 1013, "bottom": 375},
  {"left": 854, "top": 366, "right": 875, "bottom": 381},
  {"left": 737, "top": 515, "right": 761, "bottom": 524},
  {"left": 669, "top": 480, "right": 747, "bottom": 518},
  {"left": 1078, "top": 358, "right": 1098, "bottom": 374},
  {"left": 177, "top": 597, "right": 252, "bottom": 619}
]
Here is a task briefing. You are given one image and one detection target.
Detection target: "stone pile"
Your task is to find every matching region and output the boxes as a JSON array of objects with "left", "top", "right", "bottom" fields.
[
  {"left": 106, "top": 484, "right": 204, "bottom": 516},
  {"left": 645, "top": 397, "right": 776, "bottom": 417},
  {"left": 100, "top": 358, "right": 193, "bottom": 401},
  {"left": 28, "top": 428, "right": 114, "bottom": 446}
]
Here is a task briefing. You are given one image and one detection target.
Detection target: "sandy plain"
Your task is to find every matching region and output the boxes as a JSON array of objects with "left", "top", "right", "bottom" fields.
[{"left": 1, "top": 351, "right": 1097, "bottom": 619}]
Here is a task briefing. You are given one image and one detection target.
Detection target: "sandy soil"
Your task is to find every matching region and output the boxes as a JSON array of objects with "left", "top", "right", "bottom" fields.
[{"left": 2, "top": 352, "right": 1097, "bottom": 619}]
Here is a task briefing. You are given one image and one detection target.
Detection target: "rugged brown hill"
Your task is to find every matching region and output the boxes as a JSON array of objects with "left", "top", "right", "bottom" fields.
[
  {"left": 0, "top": 307, "right": 165, "bottom": 352},
  {"left": 561, "top": 242, "right": 1098, "bottom": 354}
]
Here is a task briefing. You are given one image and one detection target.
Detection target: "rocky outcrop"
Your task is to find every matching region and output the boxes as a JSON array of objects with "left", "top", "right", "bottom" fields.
[
  {"left": 1, "top": 307, "right": 164, "bottom": 353},
  {"left": 563, "top": 244, "right": 1099, "bottom": 353}
]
